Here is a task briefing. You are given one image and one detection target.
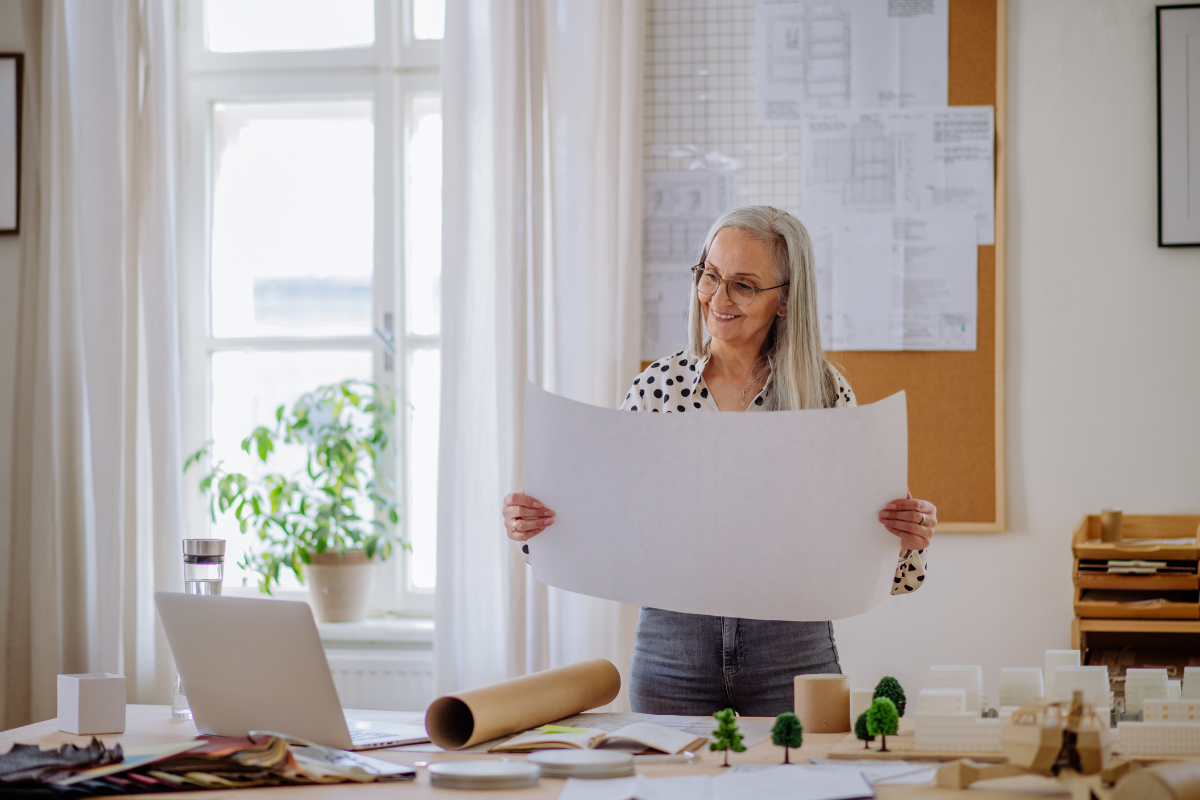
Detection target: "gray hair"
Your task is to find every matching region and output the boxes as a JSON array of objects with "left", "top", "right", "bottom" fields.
[{"left": 686, "top": 206, "right": 839, "bottom": 410}]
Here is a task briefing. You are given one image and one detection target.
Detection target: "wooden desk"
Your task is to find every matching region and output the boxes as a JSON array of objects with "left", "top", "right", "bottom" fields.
[{"left": 0, "top": 706, "right": 1069, "bottom": 798}]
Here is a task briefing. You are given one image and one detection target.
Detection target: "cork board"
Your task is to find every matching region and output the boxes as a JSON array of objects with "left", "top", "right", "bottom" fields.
[
  {"left": 828, "top": 0, "right": 1006, "bottom": 530},
  {"left": 642, "top": 0, "right": 1006, "bottom": 530}
]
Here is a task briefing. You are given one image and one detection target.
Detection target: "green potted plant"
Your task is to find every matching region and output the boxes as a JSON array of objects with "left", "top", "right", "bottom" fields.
[{"left": 185, "top": 380, "right": 405, "bottom": 622}]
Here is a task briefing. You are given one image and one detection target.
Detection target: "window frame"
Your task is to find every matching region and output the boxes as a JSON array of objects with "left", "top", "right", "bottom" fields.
[{"left": 178, "top": 0, "right": 439, "bottom": 617}]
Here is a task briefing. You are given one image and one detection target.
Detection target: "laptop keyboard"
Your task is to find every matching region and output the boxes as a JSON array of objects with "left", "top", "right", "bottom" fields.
[{"left": 350, "top": 730, "right": 411, "bottom": 746}]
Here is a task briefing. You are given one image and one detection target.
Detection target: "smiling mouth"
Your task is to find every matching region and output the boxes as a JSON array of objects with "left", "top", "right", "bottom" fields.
[{"left": 710, "top": 310, "right": 740, "bottom": 321}]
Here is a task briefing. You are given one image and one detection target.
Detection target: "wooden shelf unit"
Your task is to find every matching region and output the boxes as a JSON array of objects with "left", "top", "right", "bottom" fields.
[{"left": 1070, "top": 516, "right": 1200, "bottom": 693}]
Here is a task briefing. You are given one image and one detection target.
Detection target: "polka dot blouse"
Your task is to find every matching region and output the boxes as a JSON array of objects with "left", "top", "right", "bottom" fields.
[{"left": 619, "top": 349, "right": 928, "bottom": 596}]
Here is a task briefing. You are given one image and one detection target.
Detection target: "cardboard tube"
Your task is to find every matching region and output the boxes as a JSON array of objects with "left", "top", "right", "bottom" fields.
[
  {"left": 425, "top": 658, "right": 621, "bottom": 749},
  {"left": 1114, "top": 760, "right": 1200, "bottom": 800},
  {"left": 794, "top": 674, "right": 851, "bottom": 733}
]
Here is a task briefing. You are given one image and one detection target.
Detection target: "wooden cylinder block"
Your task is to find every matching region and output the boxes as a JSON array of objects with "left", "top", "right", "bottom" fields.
[{"left": 794, "top": 673, "right": 851, "bottom": 733}]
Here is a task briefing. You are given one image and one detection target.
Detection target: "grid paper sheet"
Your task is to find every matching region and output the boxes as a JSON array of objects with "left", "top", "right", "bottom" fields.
[{"left": 643, "top": 0, "right": 801, "bottom": 232}]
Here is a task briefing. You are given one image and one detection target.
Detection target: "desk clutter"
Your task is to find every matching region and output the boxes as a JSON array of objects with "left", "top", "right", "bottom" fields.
[{"left": 0, "top": 735, "right": 414, "bottom": 794}]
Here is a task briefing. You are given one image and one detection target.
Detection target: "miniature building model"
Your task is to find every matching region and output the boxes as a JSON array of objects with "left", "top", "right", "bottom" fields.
[
  {"left": 1043, "top": 650, "right": 1080, "bottom": 699},
  {"left": 1143, "top": 699, "right": 1200, "bottom": 723},
  {"left": 1124, "top": 668, "right": 1169, "bottom": 715},
  {"left": 914, "top": 714, "right": 1004, "bottom": 753},
  {"left": 1183, "top": 667, "right": 1200, "bottom": 700},
  {"left": 1053, "top": 665, "right": 1111, "bottom": 709},
  {"left": 1116, "top": 721, "right": 1200, "bottom": 756},
  {"left": 927, "top": 666, "right": 985, "bottom": 713},
  {"left": 850, "top": 688, "right": 874, "bottom": 721},
  {"left": 999, "top": 667, "right": 1044, "bottom": 708},
  {"left": 1113, "top": 698, "right": 1200, "bottom": 755},
  {"left": 919, "top": 688, "right": 966, "bottom": 714}
]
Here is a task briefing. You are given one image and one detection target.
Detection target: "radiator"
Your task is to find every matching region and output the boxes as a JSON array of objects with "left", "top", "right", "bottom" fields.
[{"left": 325, "top": 649, "right": 435, "bottom": 712}]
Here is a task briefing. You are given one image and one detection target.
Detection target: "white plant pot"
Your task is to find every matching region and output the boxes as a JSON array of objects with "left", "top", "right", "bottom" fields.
[{"left": 304, "top": 550, "right": 378, "bottom": 622}]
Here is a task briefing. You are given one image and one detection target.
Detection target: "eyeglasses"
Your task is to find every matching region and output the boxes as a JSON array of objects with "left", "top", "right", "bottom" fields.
[{"left": 691, "top": 265, "right": 788, "bottom": 307}]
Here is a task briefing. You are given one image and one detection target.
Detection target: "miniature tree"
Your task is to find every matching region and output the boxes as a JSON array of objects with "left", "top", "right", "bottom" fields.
[
  {"left": 709, "top": 708, "right": 746, "bottom": 767},
  {"left": 873, "top": 676, "right": 907, "bottom": 717},
  {"left": 771, "top": 712, "right": 803, "bottom": 764},
  {"left": 866, "top": 697, "right": 900, "bottom": 753},
  {"left": 854, "top": 711, "right": 875, "bottom": 750}
]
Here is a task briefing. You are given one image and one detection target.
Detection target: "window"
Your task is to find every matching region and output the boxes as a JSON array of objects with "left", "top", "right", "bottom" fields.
[{"left": 179, "top": 0, "right": 442, "bottom": 615}]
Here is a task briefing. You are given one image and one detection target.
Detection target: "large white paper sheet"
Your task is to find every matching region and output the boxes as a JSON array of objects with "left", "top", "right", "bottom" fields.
[
  {"left": 810, "top": 211, "right": 977, "bottom": 351},
  {"left": 755, "top": 0, "right": 948, "bottom": 125},
  {"left": 558, "top": 767, "right": 875, "bottom": 800},
  {"left": 524, "top": 385, "right": 907, "bottom": 622},
  {"left": 799, "top": 107, "right": 995, "bottom": 244},
  {"left": 641, "top": 172, "right": 737, "bottom": 360}
]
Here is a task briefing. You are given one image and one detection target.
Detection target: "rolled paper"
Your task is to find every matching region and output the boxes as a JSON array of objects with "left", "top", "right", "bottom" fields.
[
  {"left": 1100, "top": 508, "right": 1123, "bottom": 542},
  {"left": 1114, "top": 759, "right": 1200, "bottom": 800},
  {"left": 425, "top": 658, "right": 621, "bottom": 749},
  {"left": 794, "top": 674, "right": 851, "bottom": 733}
]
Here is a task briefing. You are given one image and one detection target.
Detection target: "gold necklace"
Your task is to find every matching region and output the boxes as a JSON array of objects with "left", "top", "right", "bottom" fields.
[{"left": 736, "top": 369, "right": 764, "bottom": 407}]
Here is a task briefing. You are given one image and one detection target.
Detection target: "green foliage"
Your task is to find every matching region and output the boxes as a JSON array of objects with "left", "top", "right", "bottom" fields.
[
  {"left": 873, "top": 675, "right": 907, "bottom": 716},
  {"left": 709, "top": 708, "right": 746, "bottom": 766},
  {"left": 865, "top": 697, "right": 899, "bottom": 738},
  {"left": 771, "top": 712, "right": 803, "bottom": 763},
  {"left": 184, "top": 381, "right": 406, "bottom": 593},
  {"left": 854, "top": 711, "right": 874, "bottom": 748}
]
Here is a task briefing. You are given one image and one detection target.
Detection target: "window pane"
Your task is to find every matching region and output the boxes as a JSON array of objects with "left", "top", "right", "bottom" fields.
[
  {"left": 209, "top": 350, "right": 374, "bottom": 589},
  {"left": 413, "top": 0, "right": 445, "bottom": 40},
  {"left": 211, "top": 100, "right": 374, "bottom": 338},
  {"left": 406, "top": 97, "right": 441, "bottom": 336},
  {"left": 407, "top": 349, "right": 439, "bottom": 589},
  {"left": 206, "top": 0, "right": 374, "bottom": 53}
]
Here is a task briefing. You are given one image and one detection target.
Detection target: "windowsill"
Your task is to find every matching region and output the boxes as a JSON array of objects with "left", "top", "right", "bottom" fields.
[
  {"left": 219, "top": 585, "right": 434, "bottom": 649},
  {"left": 317, "top": 617, "right": 434, "bottom": 649}
]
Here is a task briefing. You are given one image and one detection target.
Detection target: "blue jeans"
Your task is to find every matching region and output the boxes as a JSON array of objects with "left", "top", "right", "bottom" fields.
[{"left": 629, "top": 608, "right": 841, "bottom": 717}]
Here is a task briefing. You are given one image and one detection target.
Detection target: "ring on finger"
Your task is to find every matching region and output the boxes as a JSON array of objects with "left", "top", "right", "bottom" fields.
[{"left": 919, "top": 512, "right": 926, "bottom": 526}]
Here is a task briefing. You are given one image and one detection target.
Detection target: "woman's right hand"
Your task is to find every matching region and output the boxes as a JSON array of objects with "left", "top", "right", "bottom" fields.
[{"left": 503, "top": 492, "right": 555, "bottom": 541}]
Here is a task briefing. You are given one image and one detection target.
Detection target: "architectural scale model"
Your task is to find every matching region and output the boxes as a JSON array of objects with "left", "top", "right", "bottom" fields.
[
  {"left": 998, "top": 667, "right": 1043, "bottom": 708},
  {"left": 1114, "top": 697, "right": 1200, "bottom": 755}
]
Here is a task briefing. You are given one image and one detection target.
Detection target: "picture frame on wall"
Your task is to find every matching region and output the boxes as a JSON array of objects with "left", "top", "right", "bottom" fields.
[
  {"left": 1157, "top": 4, "right": 1200, "bottom": 247},
  {"left": 0, "top": 53, "right": 21, "bottom": 235}
]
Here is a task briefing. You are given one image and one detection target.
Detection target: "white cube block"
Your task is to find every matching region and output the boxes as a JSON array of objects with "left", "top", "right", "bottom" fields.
[
  {"left": 57, "top": 673, "right": 126, "bottom": 735},
  {"left": 849, "top": 688, "right": 874, "bottom": 722},
  {"left": 1044, "top": 650, "right": 1080, "bottom": 699},
  {"left": 1183, "top": 667, "right": 1200, "bottom": 700},
  {"left": 999, "top": 667, "right": 1044, "bottom": 708},
  {"left": 919, "top": 688, "right": 966, "bottom": 714}
]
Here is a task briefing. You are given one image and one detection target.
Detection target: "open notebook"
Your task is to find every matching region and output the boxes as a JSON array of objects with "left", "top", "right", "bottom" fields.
[{"left": 490, "top": 722, "right": 706, "bottom": 755}]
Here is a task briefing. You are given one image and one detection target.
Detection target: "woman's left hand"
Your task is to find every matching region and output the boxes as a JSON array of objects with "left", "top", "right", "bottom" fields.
[{"left": 878, "top": 492, "right": 936, "bottom": 551}]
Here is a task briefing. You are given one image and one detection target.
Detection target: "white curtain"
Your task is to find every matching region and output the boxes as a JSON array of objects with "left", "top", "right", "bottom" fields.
[
  {"left": 437, "top": 0, "right": 645, "bottom": 706},
  {"left": 1, "top": 0, "right": 183, "bottom": 728}
]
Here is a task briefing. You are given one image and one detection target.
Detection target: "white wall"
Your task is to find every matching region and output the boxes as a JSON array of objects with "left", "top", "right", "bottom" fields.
[
  {"left": 0, "top": 1, "right": 23, "bottom": 593},
  {"left": 834, "top": 0, "right": 1200, "bottom": 710}
]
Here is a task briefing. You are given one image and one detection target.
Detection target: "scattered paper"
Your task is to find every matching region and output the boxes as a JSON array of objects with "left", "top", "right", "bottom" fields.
[
  {"left": 807, "top": 758, "right": 937, "bottom": 785},
  {"left": 552, "top": 712, "right": 777, "bottom": 749},
  {"left": 755, "top": 0, "right": 948, "bottom": 125},
  {"left": 799, "top": 107, "right": 994, "bottom": 244},
  {"left": 558, "top": 767, "right": 875, "bottom": 800},
  {"left": 642, "top": 172, "right": 736, "bottom": 361},
  {"left": 524, "top": 385, "right": 907, "bottom": 622},
  {"left": 811, "top": 211, "right": 978, "bottom": 350}
]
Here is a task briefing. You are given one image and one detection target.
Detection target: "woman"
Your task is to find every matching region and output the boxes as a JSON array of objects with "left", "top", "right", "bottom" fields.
[{"left": 502, "top": 206, "right": 936, "bottom": 716}]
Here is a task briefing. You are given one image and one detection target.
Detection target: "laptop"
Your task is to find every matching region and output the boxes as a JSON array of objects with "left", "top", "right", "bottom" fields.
[{"left": 154, "top": 592, "right": 431, "bottom": 751}]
